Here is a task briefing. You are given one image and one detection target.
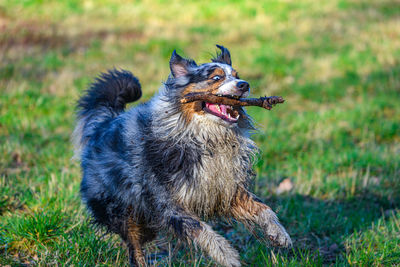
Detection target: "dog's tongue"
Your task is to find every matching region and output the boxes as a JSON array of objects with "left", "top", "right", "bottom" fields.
[
  {"left": 205, "top": 103, "right": 238, "bottom": 122},
  {"left": 206, "top": 103, "right": 226, "bottom": 115},
  {"left": 208, "top": 103, "right": 226, "bottom": 113}
]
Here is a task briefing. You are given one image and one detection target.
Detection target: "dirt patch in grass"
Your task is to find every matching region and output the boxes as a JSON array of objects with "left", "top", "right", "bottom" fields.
[{"left": 0, "top": 17, "right": 144, "bottom": 54}]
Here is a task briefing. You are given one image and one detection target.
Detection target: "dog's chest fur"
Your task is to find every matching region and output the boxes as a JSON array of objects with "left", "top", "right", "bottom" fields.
[
  {"left": 169, "top": 115, "right": 255, "bottom": 218},
  {"left": 146, "top": 98, "right": 256, "bottom": 219}
]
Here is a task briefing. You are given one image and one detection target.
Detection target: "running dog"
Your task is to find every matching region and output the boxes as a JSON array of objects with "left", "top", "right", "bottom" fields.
[{"left": 73, "top": 45, "right": 292, "bottom": 267}]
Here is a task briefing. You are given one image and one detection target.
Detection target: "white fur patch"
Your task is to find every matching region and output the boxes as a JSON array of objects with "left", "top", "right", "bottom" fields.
[{"left": 217, "top": 80, "right": 239, "bottom": 96}]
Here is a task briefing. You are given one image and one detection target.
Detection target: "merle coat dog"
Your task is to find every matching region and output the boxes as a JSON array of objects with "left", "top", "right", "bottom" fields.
[{"left": 73, "top": 45, "right": 291, "bottom": 267}]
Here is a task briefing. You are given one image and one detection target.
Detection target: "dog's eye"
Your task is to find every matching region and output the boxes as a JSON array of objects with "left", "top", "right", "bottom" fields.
[{"left": 212, "top": 75, "right": 222, "bottom": 81}]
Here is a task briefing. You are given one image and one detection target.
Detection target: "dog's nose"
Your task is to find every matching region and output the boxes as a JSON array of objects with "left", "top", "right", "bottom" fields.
[{"left": 236, "top": 81, "right": 249, "bottom": 92}]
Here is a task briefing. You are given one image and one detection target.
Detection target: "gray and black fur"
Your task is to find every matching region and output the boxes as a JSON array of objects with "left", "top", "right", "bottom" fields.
[{"left": 73, "top": 45, "right": 292, "bottom": 267}]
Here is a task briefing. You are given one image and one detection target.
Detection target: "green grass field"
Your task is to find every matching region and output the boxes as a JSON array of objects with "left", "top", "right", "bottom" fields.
[{"left": 1, "top": 0, "right": 399, "bottom": 266}]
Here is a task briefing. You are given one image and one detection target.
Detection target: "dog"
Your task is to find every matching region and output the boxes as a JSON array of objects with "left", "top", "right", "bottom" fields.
[{"left": 73, "top": 45, "right": 292, "bottom": 267}]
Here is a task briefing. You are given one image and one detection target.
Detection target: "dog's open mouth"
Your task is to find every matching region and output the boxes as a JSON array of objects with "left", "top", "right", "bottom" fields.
[{"left": 203, "top": 101, "right": 240, "bottom": 123}]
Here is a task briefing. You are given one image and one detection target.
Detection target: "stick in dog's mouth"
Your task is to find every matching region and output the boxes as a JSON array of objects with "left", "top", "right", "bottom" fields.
[{"left": 180, "top": 92, "right": 285, "bottom": 110}]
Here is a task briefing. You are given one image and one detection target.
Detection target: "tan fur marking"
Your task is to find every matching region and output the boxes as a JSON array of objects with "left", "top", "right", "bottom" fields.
[
  {"left": 180, "top": 101, "right": 196, "bottom": 122},
  {"left": 230, "top": 187, "right": 292, "bottom": 247},
  {"left": 126, "top": 218, "right": 146, "bottom": 266},
  {"left": 231, "top": 187, "right": 270, "bottom": 220},
  {"left": 210, "top": 67, "right": 225, "bottom": 78},
  {"left": 181, "top": 83, "right": 197, "bottom": 96},
  {"left": 180, "top": 84, "right": 202, "bottom": 122}
]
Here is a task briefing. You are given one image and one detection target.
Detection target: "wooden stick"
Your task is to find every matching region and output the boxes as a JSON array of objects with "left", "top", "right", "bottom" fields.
[{"left": 180, "top": 93, "right": 285, "bottom": 110}]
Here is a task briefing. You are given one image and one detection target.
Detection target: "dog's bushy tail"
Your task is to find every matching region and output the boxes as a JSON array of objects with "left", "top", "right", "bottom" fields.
[{"left": 72, "top": 69, "right": 142, "bottom": 158}]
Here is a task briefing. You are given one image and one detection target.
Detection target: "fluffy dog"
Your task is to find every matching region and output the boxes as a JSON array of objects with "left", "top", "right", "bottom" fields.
[{"left": 73, "top": 45, "right": 291, "bottom": 267}]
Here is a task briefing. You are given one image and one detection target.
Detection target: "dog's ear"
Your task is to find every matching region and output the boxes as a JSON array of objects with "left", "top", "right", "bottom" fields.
[
  {"left": 212, "top": 45, "right": 232, "bottom": 66},
  {"left": 169, "top": 50, "right": 197, "bottom": 78}
]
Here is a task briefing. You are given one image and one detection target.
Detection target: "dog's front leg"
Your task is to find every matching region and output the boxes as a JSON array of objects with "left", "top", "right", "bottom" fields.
[
  {"left": 230, "top": 186, "right": 292, "bottom": 247},
  {"left": 147, "top": 182, "right": 241, "bottom": 266},
  {"left": 162, "top": 208, "right": 241, "bottom": 267}
]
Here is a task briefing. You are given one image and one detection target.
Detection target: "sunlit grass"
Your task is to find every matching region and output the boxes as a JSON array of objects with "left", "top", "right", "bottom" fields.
[{"left": 1, "top": 0, "right": 399, "bottom": 265}]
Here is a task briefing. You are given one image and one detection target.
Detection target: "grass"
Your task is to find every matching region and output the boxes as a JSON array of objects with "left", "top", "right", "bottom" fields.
[{"left": 1, "top": 0, "right": 399, "bottom": 265}]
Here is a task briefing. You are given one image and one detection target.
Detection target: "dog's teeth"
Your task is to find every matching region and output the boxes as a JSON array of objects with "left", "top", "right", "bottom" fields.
[{"left": 216, "top": 105, "right": 221, "bottom": 112}]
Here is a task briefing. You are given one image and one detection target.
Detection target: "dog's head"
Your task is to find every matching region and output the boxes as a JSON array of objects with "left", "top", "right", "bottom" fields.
[{"left": 165, "top": 45, "right": 251, "bottom": 127}]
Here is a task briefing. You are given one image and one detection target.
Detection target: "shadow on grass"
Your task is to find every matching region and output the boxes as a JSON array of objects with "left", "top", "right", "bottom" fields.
[{"left": 243, "top": 190, "right": 400, "bottom": 264}]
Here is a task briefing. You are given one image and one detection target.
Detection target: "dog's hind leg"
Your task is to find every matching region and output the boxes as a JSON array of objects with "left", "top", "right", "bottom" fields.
[
  {"left": 230, "top": 186, "right": 292, "bottom": 248},
  {"left": 123, "top": 217, "right": 156, "bottom": 267},
  {"left": 126, "top": 220, "right": 145, "bottom": 267}
]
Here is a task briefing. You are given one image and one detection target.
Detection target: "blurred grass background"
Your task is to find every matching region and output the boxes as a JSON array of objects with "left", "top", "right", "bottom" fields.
[{"left": 0, "top": 0, "right": 399, "bottom": 266}]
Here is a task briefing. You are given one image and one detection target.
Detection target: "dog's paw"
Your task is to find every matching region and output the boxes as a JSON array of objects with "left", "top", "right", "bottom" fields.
[
  {"left": 265, "top": 220, "right": 292, "bottom": 248},
  {"left": 260, "top": 209, "right": 292, "bottom": 248}
]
